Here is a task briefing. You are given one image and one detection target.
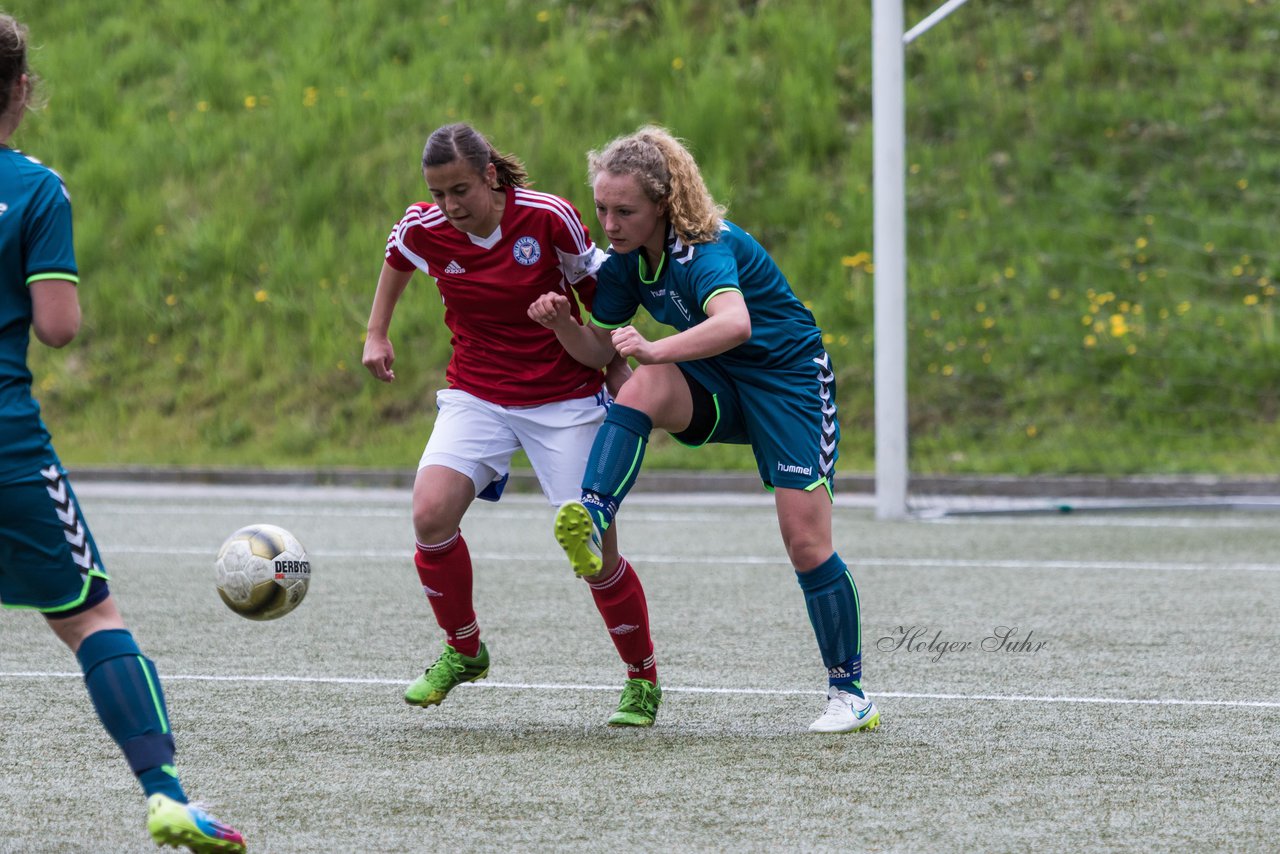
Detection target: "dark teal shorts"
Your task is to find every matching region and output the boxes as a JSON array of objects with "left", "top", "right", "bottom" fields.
[
  {"left": 0, "top": 461, "right": 109, "bottom": 613},
  {"left": 674, "top": 350, "right": 841, "bottom": 493}
]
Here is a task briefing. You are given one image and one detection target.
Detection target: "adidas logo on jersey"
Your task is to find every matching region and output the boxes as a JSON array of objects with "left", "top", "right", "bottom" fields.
[{"left": 443, "top": 260, "right": 466, "bottom": 274}]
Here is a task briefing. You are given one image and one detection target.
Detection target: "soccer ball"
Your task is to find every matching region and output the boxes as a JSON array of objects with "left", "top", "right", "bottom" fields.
[{"left": 214, "top": 524, "right": 311, "bottom": 621}]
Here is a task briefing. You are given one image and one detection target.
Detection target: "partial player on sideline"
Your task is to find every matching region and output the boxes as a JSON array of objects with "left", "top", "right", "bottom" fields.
[
  {"left": 531, "top": 125, "right": 880, "bottom": 733},
  {"left": 0, "top": 15, "right": 245, "bottom": 852},
  {"left": 362, "top": 123, "right": 662, "bottom": 727}
]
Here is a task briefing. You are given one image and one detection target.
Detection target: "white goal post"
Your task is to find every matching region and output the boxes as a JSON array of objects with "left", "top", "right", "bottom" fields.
[{"left": 872, "top": 0, "right": 970, "bottom": 519}]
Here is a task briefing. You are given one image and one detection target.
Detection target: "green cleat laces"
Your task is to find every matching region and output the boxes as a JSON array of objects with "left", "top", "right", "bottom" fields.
[
  {"left": 404, "top": 642, "right": 490, "bottom": 707},
  {"left": 608, "top": 678, "right": 662, "bottom": 727}
]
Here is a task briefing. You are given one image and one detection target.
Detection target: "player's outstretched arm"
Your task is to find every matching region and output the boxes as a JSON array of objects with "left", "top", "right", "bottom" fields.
[
  {"left": 528, "top": 291, "right": 616, "bottom": 369},
  {"left": 363, "top": 262, "right": 414, "bottom": 382},
  {"left": 30, "top": 279, "right": 81, "bottom": 348}
]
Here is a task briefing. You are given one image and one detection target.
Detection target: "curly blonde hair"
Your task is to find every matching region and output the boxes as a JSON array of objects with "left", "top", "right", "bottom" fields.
[
  {"left": 0, "top": 14, "right": 36, "bottom": 116},
  {"left": 588, "top": 125, "right": 725, "bottom": 245}
]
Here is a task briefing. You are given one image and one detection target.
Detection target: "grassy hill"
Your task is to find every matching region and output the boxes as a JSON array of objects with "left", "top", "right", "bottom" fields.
[{"left": 11, "top": 0, "right": 1278, "bottom": 475}]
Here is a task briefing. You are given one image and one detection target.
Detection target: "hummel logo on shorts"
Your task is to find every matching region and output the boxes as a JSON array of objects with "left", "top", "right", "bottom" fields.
[{"left": 444, "top": 260, "right": 465, "bottom": 274}]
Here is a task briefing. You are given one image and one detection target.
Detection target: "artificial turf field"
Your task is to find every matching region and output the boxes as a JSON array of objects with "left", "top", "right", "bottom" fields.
[{"left": 3, "top": 482, "right": 1279, "bottom": 852}]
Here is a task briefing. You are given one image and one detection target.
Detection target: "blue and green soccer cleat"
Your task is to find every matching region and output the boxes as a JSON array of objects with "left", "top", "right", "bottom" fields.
[
  {"left": 608, "top": 678, "right": 662, "bottom": 727},
  {"left": 147, "top": 794, "right": 245, "bottom": 853},
  {"left": 554, "top": 500, "right": 603, "bottom": 577},
  {"left": 404, "top": 642, "right": 490, "bottom": 707}
]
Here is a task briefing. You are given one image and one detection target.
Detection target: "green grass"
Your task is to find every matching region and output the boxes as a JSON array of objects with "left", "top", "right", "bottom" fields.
[{"left": 10, "top": 0, "right": 1279, "bottom": 474}]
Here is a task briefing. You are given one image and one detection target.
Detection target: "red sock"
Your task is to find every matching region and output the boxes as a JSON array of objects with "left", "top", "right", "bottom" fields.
[
  {"left": 587, "top": 556, "right": 657, "bottom": 683},
  {"left": 414, "top": 531, "right": 481, "bottom": 658}
]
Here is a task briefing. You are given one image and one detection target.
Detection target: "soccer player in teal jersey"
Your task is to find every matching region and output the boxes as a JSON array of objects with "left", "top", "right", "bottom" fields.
[
  {"left": 530, "top": 125, "right": 880, "bottom": 733},
  {"left": 0, "top": 16, "right": 244, "bottom": 851}
]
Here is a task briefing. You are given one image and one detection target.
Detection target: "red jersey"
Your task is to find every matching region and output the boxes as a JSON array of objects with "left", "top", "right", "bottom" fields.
[{"left": 385, "top": 186, "right": 606, "bottom": 406}]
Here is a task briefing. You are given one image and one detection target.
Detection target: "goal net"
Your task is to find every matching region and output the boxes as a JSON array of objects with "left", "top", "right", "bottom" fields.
[{"left": 891, "top": 0, "right": 1279, "bottom": 514}]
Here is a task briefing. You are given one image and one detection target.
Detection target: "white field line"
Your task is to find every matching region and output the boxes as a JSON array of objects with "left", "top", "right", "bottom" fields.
[
  {"left": 854, "top": 557, "right": 1280, "bottom": 573},
  {"left": 4, "top": 670, "right": 1280, "bottom": 709},
  {"left": 84, "top": 502, "right": 1278, "bottom": 530},
  {"left": 86, "top": 505, "right": 773, "bottom": 524},
  {"left": 98, "top": 545, "right": 1280, "bottom": 573},
  {"left": 927, "top": 514, "right": 1278, "bottom": 530}
]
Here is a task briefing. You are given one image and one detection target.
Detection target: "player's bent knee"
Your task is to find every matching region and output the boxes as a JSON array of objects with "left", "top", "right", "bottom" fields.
[
  {"left": 45, "top": 588, "right": 125, "bottom": 652},
  {"left": 784, "top": 541, "right": 832, "bottom": 574},
  {"left": 615, "top": 365, "right": 690, "bottom": 430},
  {"left": 413, "top": 512, "right": 460, "bottom": 546},
  {"left": 412, "top": 467, "right": 475, "bottom": 541},
  {"left": 615, "top": 364, "right": 676, "bottom": 408}
]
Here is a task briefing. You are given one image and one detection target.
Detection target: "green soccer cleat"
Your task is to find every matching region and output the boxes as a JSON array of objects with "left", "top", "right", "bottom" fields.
[
  {"left": 608, "top": 678, "right": 662, "bottom": 727},
  {"left": 404, "top": 642, "right": 490, "bottom": 707},
  {"left": 146, "top": 794, "right": 245, "bottom": 853},
  {"left": 554, "top": 500, "right": 603, "bottom": 577}
]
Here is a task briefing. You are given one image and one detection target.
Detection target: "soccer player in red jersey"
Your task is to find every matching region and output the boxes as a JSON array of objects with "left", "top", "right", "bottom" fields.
[{"left": 362, "top": 123, "right": 661, "bottom": 726}]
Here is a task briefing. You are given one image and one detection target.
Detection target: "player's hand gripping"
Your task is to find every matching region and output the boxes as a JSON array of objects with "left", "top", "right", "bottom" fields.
[
  {"left": 527, "top": 292, "right": 577, "bottom": 331},
  {"left": 610, "top": 326, "right": 661, "bottom": 364},
  {"left": 362, "top": 335, "right": 396, "bottom": 382}
]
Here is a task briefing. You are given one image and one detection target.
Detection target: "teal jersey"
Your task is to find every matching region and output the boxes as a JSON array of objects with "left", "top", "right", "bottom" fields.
[
  {"left": 0, "top": 147, "right": 78, "bottom": 482},
  {"left": 590, "top": 220, "right": 823, "bottom": 371}
]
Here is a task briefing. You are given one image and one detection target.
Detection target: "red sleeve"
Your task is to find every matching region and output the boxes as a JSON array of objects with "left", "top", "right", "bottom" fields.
[{"left": 384, "top": 203, "right": 429, "bottom": 272}]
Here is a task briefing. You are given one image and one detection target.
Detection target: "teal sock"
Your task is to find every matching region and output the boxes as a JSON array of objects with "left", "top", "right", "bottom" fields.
[
  {"left": 581, "top": 403, "right": 652, "bottom": 530},
  {"left": 139, "top": 766, "right": 185, "bottom": 802},
  {"left": 796, "top": 553, "right": 865, "bottom": 698},
  {"left": 77, "top": 629, "right": 187, "bottom": 802}
]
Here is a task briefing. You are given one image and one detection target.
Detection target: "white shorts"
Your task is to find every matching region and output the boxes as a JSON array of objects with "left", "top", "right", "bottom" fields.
[{"left": 420, "top": 387, "right": 611, "bottom": 505}]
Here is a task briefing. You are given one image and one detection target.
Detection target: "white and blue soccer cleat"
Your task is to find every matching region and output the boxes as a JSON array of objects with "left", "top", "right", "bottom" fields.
[{"left": 809, "top": 686, "right": 881, "bottom": 733}]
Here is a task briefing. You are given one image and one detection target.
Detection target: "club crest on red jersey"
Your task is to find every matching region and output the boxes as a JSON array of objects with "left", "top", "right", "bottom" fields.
[{"left": 513, "top": 236, "right": 542, "bottom": 265}]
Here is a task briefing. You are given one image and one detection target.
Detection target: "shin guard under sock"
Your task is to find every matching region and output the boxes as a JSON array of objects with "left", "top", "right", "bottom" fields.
[
  {"left": 77, "top": 628, "right": 186, "bottom": 801},
  {"left": 796, "top": 552, "right": 865, "bottom": 698},
  {"left": 587, "top": 557, "right": 657, "bottom": 683},
  {"left": 415, "top": 532, "right": 481, "bottom": 657},
  {"left": 581, "top": 404, "right": 653, "bottom": 530}
]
